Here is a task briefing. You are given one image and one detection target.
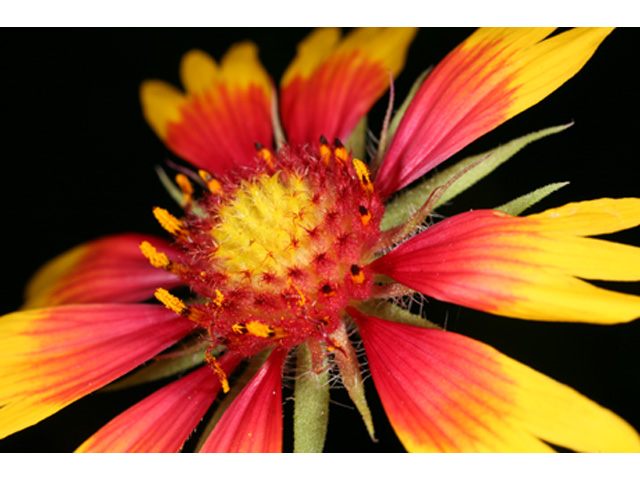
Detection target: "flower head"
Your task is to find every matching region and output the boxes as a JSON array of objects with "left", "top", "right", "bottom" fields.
[{"left": 2, "top": 28, "right": 639, "bottom": 453}]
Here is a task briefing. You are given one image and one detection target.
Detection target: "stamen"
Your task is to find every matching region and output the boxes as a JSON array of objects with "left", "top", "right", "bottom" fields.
[
  {"left": 175, "top": 173, "right": 194, "bottom": 204},
  {"left": 288, "top": 279, "right": 306, "bottom": 307},
  {"left": 255, "top": 142, "right": 275, "bottom": 169},
  {"left": 319, "top": 135, "right": 331, "bottom": 165},
  {"left": 198, "top": 169, "right": 223, "bottom": 195},
  {"left": 154, "top": 288, "right": 189, "bottom": 316},
  {"left": 205, "top": 348, "right": 230, "bottom": 394},
  {"left": 350, "top": 264, "right": 366, "bottom": 285},
  {"left": 358, "top": 205, "right": 371, "bottom": 226},
  {"left": 140, "top": 241, "right": 171, "bottom": 269},
  {"left": 334, "top": 138, "right": 349, "bottom": 165},
  {"left": 153, "top": 207, "right": 184, "bottom": 236},
  {"left": 232, "top": 321, "right": 284, "bottom": 339},
  {"left": 213, "top": 289, "right": 225, "bottom": 307},
  {"left": 352, "top": 158, "right": 374, "bottom": 195}
]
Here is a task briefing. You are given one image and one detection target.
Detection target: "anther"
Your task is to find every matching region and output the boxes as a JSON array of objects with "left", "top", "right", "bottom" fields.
[
  {"left": 213, "top": 289, "right": 225, "bottom": 308},
  {"left": 154, "top": 288, "right": 189, "bottom": 316},
  {"left": 175, "top": 173, "right": 194, "bottom": 204},
  {"left": 350, "top": 264, "right": 366, "bottom": 285},
  {"left": 319, "top": 135, "right": 331, "bottom": 165},
  {"left": 255, "top": 142, "right": 275, "bottom": 169},
  {"left": 352, "top": 158, "right": 374, "bottom": 195},
  {"left": 140, "top": 241, "right": 171, "bottom": 269},
  {"left": 153, "top": 207, "right": 184, "bottom": 237},
  {"left": 358, "top": 205, "right": 371, "bottom": 226},
  {"left": 334, "top": 138, "right": 349, "bottom": 165},
  {"left": 321, "top": 284, "right": 336, "bottom": 297},
  {"left": 287, "top": 279, "right": 306, "bottom": 307},
  {"left": 198, "top": 169, "right": 223, "bottom": 195},
  {"left": 232, "top": 321, "right": 283, "bottom": 339},
  {"left": 205, "top": 349, "right": 230, "bottom": 394}
]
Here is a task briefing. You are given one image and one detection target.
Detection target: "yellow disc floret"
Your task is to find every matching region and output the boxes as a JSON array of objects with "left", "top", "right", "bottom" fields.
[{"left": 210, "top": 172, "right": 324, "bottom": 281}]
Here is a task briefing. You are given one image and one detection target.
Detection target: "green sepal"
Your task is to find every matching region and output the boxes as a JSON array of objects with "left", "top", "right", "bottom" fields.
[
  {"left": 331, "top": 322, "right": 375, "bottom": 440},
  {"left": 387, "top": 68, "right": 432, "bottom": 145},
  {"left": 102, "top": 344, "right": 209, "bottom": 392},
  {"left": 293, "top": 343, "right": 330, "bottom": 453},
  {"left": 381, "top": 123, "right": 573, "bottom": 230},
  {"left": 372, "top": 67, "right": 431, "bottom": 171},
  {"left": 496, "top": 182, "right": 570, "bottom": 216},
  {"left": 271, "top": 85, "right": 286, "bottom": 149},
  {"left": 358, "top": 299, "right": 441, "bottom": 329},
  {"left": 195, "top": 351, "right": 269, "bottom": 452},
  {"left": 156, "top": 165, "right": 186, "bottom": 207},
  {"left": 155, "top": 165, "right": 205, "bottom": 217},
  {"left": 346, "top": 116, "right": 367, "bottom": 160}
]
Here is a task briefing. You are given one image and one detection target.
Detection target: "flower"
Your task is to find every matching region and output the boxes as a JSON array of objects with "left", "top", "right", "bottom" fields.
[{"left": 1, "top": 27, "right": 639, "bottom": 453}]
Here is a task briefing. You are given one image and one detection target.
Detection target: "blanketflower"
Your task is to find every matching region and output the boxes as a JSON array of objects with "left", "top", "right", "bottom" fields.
[{"left": 1, "top": 27, "right": 639, "bottom": 452}]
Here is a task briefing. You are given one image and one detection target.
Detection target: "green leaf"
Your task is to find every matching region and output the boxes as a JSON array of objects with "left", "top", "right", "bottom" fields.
[
  {"left": 496, "top": 181, "right": 570, "bottom": 216},
  {"left": 293, "top": 343, "right": 330, "bottom": 453},
  {"left": 381, "top": 123, "right": 573, "bottom": 230}
]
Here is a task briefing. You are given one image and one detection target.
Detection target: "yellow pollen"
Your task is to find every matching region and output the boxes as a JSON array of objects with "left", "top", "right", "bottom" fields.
[
  {"left": 352, "top": 158, "right": 374, "bottom": 195},
  {"left": 288, "top": 279, "right": 306, "bottom": 307},
  {"left": 154, "top": 288, "right": 188, "bottom": 316},
  {"left": 153, "top": 207, "right": 184, "bottom": 236},
  {"left": 175, "top": 173, "right": 194, "bottom": 203},
  {"left": 140, "top": 241, "right": 171, "bottom": 269},
  {"left": 205, "top": 352, "right": 230, "bottom": 394},
  {"left": 198, "top": 169, "right": 223, "bottom": 195},
  {"left": 213, "top": 289, "right": 225, "bottom": 307}
]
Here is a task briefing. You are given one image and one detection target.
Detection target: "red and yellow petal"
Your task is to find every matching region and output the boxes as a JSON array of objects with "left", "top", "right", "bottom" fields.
[
  {"left": 376, "top": 28, "right": 613, "bottom": 198},
  {"left": 199, "top": 349, "right": 285, "bottom": 452},
  {"left": 351, "top": 309, "right": 640, "bottom": 452},
  {"left": 76, "top": 353, "right": 242, "bottom": 453},
  {"left": 371, "top": 198, "right": 640, "bottom": 323},
  {"left": 280, "top": 27, "right": 417, "bottom": 146},
  {"left": 0, "top": 304, "right": 195, "bottom": 440},
  {"left": 22, "top": 233, "right": 184, "bottom": 309},
  {"left": 141, "top": 43, "right": 272, "bottom": 176}
]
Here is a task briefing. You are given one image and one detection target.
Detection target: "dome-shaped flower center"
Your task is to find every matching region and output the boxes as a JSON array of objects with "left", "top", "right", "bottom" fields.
[{"left": 148, "top": 142, "right": 384, "bottom": 358}]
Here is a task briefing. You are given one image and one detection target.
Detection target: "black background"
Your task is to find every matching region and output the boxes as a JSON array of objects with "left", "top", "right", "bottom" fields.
[{"left": 1, "top": 28, "right": 638, "bottom": 452}]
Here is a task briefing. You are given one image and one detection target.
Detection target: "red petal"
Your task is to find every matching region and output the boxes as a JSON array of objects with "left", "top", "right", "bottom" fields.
[
  {"left": 23, "top": 233, "right": 184, "bottom": 309},
  {"left": 141, "top": 44, "right": 272, "bottom": 177},
  {"left": 350, "top": 308, "right": 640, "bottom": 452},
  {"left": 199, "top": 349, "right": 285, "bottom": 452},
  {"left": 0, "top": 304, "right": 195, "bottom": 439},
  {"left": 77, "top": 353, "right": 242, "bottom": 452},
  {"left": 371, "top": 206, "right": 640, "bottom": 323},
  {"left": 375, "top": 28, "right": 612, "bottom": 198},
  {"left": 280, "top": 28, "right": 416, "bottom": 146}
]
